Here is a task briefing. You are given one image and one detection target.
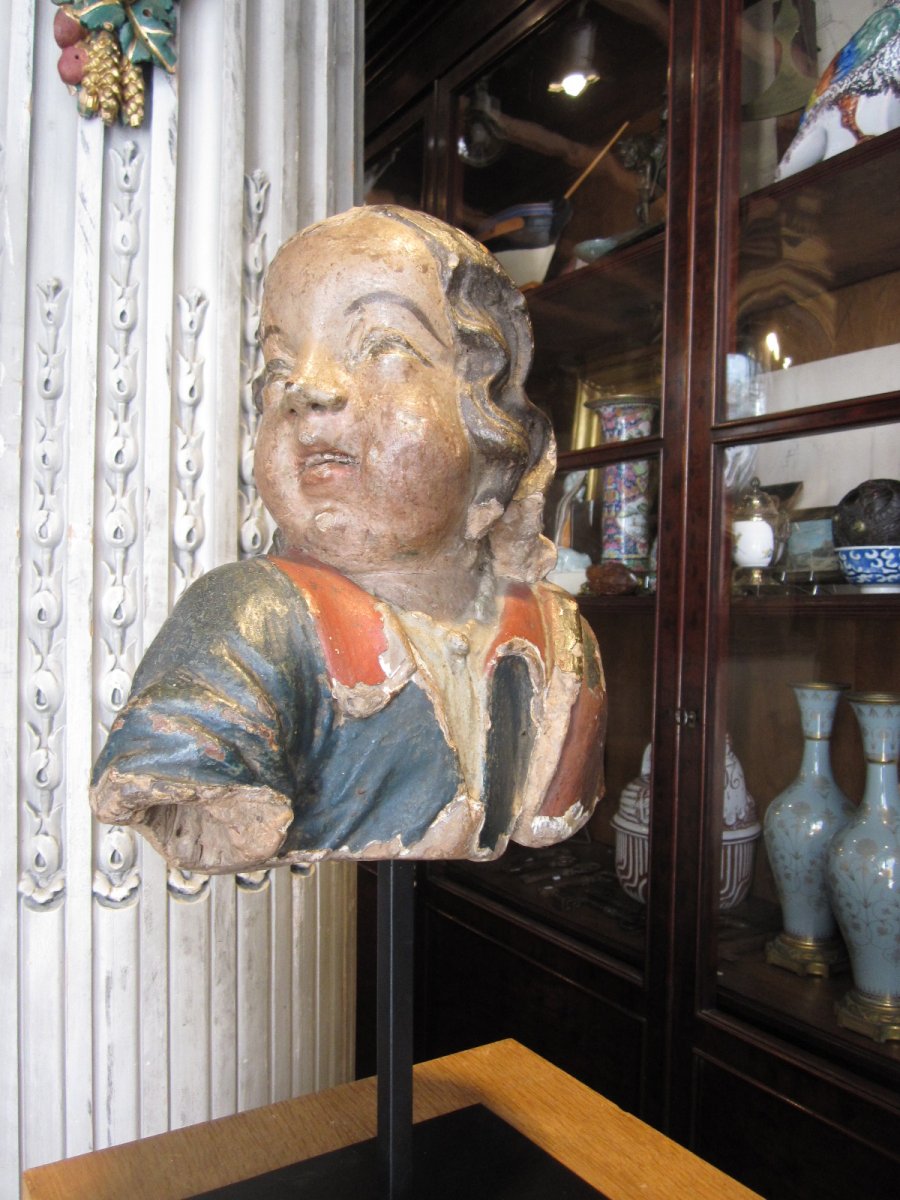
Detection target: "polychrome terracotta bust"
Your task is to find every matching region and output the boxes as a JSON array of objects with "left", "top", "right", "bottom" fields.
[{"left": 90, "top": 206, "right": 607, "bottom": 870}]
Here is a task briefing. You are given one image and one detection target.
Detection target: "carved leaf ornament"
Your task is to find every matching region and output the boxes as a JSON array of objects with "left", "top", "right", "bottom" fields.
[{"left": 53, "top": 0, "right": 178, "bottom": 128}]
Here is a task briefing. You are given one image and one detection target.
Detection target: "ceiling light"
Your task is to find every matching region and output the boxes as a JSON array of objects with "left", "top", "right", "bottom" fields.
[{"left": 549, "top": 11, "right": 600, "bottom": 97}]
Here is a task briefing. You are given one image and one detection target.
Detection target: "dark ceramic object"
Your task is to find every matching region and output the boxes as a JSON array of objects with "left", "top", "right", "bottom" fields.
[{"left": 832, "top": 478, "right": 900, "bottom": 547}]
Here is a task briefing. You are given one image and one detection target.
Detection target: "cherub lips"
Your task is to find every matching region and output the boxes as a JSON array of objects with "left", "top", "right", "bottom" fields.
[{"left": 297, "top": 445, "right": 360, "bottom": 485}]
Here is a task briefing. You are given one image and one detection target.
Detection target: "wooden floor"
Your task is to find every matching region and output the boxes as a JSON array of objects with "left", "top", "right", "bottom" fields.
[{"left": 22, "top": 1039, "right": 761, "bottom": 1200}]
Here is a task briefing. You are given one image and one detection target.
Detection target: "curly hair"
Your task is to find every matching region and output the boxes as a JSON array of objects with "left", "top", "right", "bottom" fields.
[{"left": 264, "top": 205, "right": 557, "bottom": 582}]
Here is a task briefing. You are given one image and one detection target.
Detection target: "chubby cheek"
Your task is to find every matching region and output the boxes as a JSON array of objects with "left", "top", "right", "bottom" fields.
[
  {"left": 366, "top": 415, "right": 471, "bottom": 535},
  {"left": 254, "top": 416, "right": 301, "bottom": 525}
]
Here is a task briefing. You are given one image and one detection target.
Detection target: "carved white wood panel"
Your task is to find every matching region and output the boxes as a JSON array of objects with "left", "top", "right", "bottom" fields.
[
  {"left": 0, "top": 0, "right": 31, "bottom": 1181},
  {"left": 0, "top": 1, "right": 361, "bottom": 1189}
]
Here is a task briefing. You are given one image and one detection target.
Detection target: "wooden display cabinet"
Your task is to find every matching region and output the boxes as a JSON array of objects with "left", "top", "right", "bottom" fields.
[{"left": 362, "top": 3, "right": 900, "bottom": 1197}]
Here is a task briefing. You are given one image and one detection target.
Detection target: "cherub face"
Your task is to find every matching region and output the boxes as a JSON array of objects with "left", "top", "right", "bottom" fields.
[{"left": 254, "top": 215, "right": 476, "bottom": 578}]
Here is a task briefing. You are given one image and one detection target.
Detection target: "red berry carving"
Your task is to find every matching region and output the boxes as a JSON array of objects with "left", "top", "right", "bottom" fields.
[
  {"left": 53, "top": 7, "right": 85, "bottom": 50},
  {"left": 58, "top": 42, "right": 89, "bottom": 86}
]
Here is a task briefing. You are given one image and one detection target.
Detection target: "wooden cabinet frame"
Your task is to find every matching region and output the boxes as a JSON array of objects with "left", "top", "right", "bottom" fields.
[{"left": 363, "top": 3, "right": 900, "bottom": 1194}]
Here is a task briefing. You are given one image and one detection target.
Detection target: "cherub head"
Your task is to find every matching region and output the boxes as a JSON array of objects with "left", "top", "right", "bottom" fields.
[{"left": 254, "top": 206, "right": 556, "bottom": 615}]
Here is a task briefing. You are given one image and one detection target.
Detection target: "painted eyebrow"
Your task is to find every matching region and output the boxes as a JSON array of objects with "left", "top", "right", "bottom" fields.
[
  {"left": 260, "top": 357, "right": 292, "bottom": 376},
  {"left": 344, "top": 291, "right": 449, "bottom": 346}
]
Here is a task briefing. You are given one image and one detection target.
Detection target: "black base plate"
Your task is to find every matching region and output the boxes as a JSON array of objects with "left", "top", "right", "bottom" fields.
[{"left": 191, "top": 1104, "right": 607, "bottom": 1199}]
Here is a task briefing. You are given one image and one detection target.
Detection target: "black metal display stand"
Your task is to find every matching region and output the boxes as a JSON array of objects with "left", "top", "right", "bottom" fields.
[
  {"left": 376, "top": 861, "right": 415, "bottom": 1199},
  {"left": 193, "top": 862, "right": 602, "bottom": 1199}
]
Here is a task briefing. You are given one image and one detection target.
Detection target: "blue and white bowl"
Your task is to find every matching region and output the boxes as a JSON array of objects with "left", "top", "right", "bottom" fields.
[{"left": 836, "top": 545, "right": 900, "bottom": 585}]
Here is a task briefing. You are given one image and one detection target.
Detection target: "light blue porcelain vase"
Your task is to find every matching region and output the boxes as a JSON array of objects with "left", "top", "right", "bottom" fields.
[
  {"left": 764, "top": 682, "right": 851, "bottom": 976},
  {"left": 827, "top": 692, "right": 900, "bottom": 1042}
]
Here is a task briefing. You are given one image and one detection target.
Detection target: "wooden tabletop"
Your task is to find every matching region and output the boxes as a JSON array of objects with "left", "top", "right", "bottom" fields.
[{"left": 22, "top": 1039, "right": 761, "bottom": 1200}]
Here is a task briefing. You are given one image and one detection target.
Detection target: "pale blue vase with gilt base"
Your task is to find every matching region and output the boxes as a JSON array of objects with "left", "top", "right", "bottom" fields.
[
  {"left": 764, "top": 682, "right": 851, "bottom": 977},
  {"left": 827, "top": 692, "right": 900, "bottom": 1042}
]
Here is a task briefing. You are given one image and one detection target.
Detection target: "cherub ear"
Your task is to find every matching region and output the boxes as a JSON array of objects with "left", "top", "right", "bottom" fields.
[
  {"left": 465, "top": 497, "right": 504, "bottom": 542},
  {"left": 489, "top": 494, "right": 557, "bottom": 584}
]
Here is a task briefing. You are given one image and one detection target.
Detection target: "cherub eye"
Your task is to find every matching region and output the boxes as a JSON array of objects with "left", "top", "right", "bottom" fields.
[
  {"left": 357, "top": 329, "right": 431, "bottom": 366},
  {"left": 251, "top": 372, "right": 267, "bottom": 413},
  {"left": 257, "top": 360, "right": 292, "bottom": 410}
]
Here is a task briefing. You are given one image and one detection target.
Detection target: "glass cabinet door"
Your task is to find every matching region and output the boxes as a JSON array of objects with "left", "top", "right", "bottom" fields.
[
  {"left": 734, "top": 0, "right": 900, "bottom": 413},
  {"left": 712, "top": 0, "right": 900, "bottom": 1064},
  {"left": 364, "top": 104, "right": 430, "bottom": 211},
  {"left": 447, "top": 0, "right": 668, "bottom": 315},
  {"left": 434, "top": 0, "right": 671, "bottom": 971}
]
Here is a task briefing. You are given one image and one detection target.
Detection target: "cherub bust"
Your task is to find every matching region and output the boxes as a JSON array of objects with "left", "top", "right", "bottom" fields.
[{"left": 90, "top": 206, "right": 607, "bottom": 870}]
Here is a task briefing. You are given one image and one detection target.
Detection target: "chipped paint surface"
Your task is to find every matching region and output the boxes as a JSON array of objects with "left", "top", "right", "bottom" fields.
[
  {"left": 91, "top": 555, "right": 606, "bottom": 866},
  {"left": 90, "top": 205, "right": 607, "bottom": 869},
  {"left": 530, "top": 802, "right": 589, "bottom": 846}
]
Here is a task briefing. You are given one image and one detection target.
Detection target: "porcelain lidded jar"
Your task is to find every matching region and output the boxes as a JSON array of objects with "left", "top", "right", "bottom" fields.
[
  {"left": 611, "top": 738, "right": 760, "bottom": 909},
  {"left": 764, "top": 682, "right": 852, "bottom": 977},
  {"left": 827, "top": 692, "right": 900, "bottom": 1042},
  {"left": 721, "top": 735, "right": 762, "bottom": 909},
  {"left": 611, "top": 743, "right": 652, "bottom": 902},
  {"left": 731, "top": 477, "right": 790, "bottom": 589}
]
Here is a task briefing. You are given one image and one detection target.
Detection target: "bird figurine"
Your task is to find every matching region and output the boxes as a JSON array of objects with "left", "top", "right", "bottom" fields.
[{"left": 776, "top": 0, "right": 900, "bottom": 179}]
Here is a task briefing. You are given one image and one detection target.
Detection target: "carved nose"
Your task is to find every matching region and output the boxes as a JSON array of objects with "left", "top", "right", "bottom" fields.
[{"left": 284, "top": 379, "right": 347, "bottom": 414}]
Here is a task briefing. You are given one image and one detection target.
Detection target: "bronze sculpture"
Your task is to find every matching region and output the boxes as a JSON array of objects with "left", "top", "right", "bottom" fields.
[{"left": 90, "top": 206, "right": 607, "bottom": 870}]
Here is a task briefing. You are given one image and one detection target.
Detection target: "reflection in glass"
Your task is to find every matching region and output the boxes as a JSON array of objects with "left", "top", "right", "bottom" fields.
[
  {"left": 365, "top": 124, "right": 426, "bottom": 210},
  {"left": 453, "top": 0, "right": 669, "bottom": 287},
  {"left": 717, "top": 422, "right": 900, "bottom": 1053},
  {"left": 436, "top": 0, "right": 668, "bottom": 971},
  {"left": 732, "top": 1, "right": 900, "bottom": 415}
]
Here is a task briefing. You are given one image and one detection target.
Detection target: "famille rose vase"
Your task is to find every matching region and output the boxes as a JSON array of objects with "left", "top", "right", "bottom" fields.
[
  {"left": 827, "top": 693, "right": 900, "bottom": 1042},
  {"left": 589, "top": 396, "right": 658, "bottom": 573},
  {"left": 764, "top": 683, "right": 852, "bottom": 977}
]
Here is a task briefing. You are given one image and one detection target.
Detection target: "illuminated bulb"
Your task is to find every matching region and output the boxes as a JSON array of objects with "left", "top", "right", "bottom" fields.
[
  {"left": 562, "top": 72, "right": 588, "bottom": 97},
  {"left": 548, "top": 13, "right": 601, "bottom": 98},
  {"left": 548, "top": 69, "right": 600, "bottom": 97},
  {"left": 764, "top": 331, "right": 781, "bottom": 360}
]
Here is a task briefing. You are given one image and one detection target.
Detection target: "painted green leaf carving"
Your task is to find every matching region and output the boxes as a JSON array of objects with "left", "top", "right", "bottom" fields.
[
  {"left": 120, "top": 2, "right": 178, "bottom": 72},
  {"left": 69, "top": 1, "right": 127, "bottom": 31}
]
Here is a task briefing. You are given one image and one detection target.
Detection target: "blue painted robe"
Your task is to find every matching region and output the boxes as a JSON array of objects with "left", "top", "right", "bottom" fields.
[{"left": 90, "top": 555, "right": 606, "bottom": 870}]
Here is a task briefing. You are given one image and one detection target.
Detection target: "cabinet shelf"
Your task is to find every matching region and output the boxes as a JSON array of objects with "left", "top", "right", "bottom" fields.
[
  {"left": 525, "top": 133, "right": 900, "bottom": 379},
  {"left": 718, "top": 948, "right": 900, "bottom": 1087},
  {"left": 738, "top": 128, "right": 900, "bottom": 323},
  {"left": 527, "top": 230, "right": 665, "bottom": 362},
  {"left": 731, "top": 592, "right": 900, "bottom": 617},
  {"left": 433, "top": 841, "right": 645, "bottom": 971},
  {"left": 557, "top": 436, "right": 663, "bottom": 469},
  {"left": 577, "top": 591, "right": 657, "bottom": 614}
]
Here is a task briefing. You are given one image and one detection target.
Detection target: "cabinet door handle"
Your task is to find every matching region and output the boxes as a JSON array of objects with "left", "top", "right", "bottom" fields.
[{"left": 675, "top": 708, "right": 698, "bottom": 727}]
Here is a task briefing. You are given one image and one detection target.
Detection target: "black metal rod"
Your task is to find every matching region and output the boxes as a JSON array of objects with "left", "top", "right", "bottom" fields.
[{"left": 376, "top": 861, "right": 415, "bottom": 1200}]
